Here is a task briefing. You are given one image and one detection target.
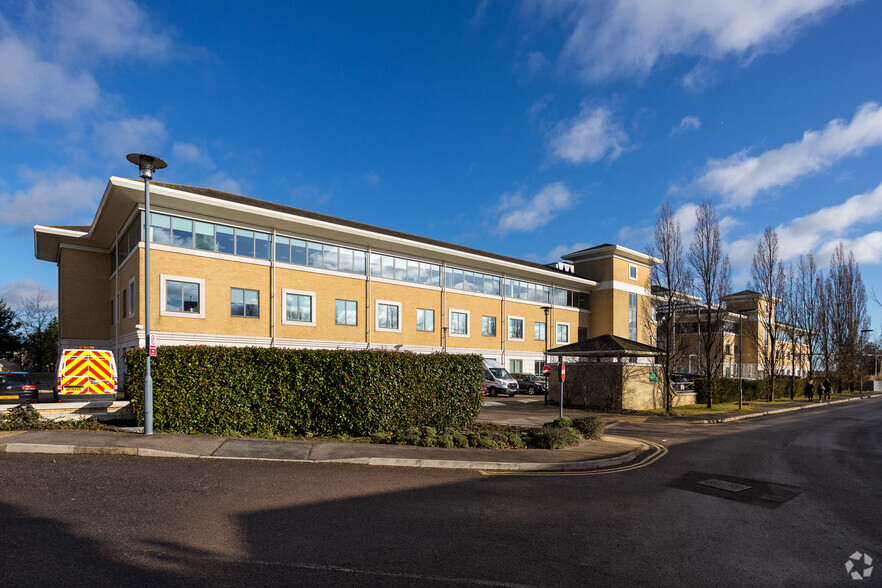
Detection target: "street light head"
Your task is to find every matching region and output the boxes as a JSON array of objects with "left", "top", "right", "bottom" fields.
[{"left": 126, "top": 153, "right": 167, "bottom": 180}]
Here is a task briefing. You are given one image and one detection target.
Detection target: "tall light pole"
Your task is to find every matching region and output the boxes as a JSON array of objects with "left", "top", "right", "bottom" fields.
[
  {"left": 541, "top": 306, "right": 551, "bottom": 406},
  {"left": 860, "top": 329, "right": 872, "bottom": 393},
  {"left": 127, "top": 153, "right": 167, "bottom": 435}
]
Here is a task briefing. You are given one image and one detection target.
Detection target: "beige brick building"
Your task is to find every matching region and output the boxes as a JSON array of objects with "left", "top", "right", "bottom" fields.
[{"left": 34, "top": 178, "right": 659, "bottom": 378}]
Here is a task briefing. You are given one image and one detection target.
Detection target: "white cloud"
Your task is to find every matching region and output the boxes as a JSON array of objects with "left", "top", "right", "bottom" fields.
[
  {"left": 93, "top": 116, "right": 168, "bottom": 159},
  {"left": 672, "top": 115, "right": 701, "bottom": 135},
  {"left": 522, "top": 0, "right": 850, "bottom": 82},
  {"left": 204, "top": 172, "right": 245, "bottom": 196},
  {"left": 548, "top": 104, "right": 629, "bottom": 165},
  {"left": 616, "top": 201, "right": 700, "bottom": 252},
  {"left": 0, "top": 280, "right": 57, "bottom": 308},
  {"left": 363, "top": 170, "right": 381, "bottom": 186},
  {"left": 0, "top": 37, "right": 100, "bottom": 126},
  {"left": 695, "top": 102, "right": 882, "bottom": 207},
  {"left": 0, "top": 172, "right": 104, "bottom": 225},
  {"left": 818, "top": 232, "right": 882, "bottom": 265},
  {"left": 171, "top": 142, "right": 213, "bottom": 168},
  {"left": 495, "top": 182, "right": 578, "bottom": 233},
  {"left": 526, "top": 51, "right": 550, "bottom": 77},
  {"left": 544, "top": 242, "right": 594, "bottom": 263}
]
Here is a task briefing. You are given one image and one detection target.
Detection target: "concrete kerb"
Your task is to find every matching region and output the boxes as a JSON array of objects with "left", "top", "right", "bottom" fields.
[
  {"left": 0, "top": 433, "right": 651, "bottom": 472},
  {"left": 693, "top": 393, "right": 882, "bottom": 424}
]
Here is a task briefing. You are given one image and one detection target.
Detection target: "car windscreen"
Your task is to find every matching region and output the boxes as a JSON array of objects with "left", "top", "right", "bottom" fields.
[
  {"left": 490, "top": 368, "right": 513, "bottom": 380},
  {"left": 0, "top": 374, "right": 27, "bottom": 383}
]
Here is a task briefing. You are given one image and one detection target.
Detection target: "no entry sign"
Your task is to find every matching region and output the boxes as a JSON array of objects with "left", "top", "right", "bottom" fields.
[
  {"left": 542, "top": 365, "right": 551, "bottom": 377},
  {"left": 560, "top": 362, "right": 566, "bottom": 382}
]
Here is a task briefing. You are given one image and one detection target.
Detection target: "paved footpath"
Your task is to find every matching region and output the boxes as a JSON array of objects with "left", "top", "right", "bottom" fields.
[{"left": 1, "top": 393, "right": 877, "bottom": 471}]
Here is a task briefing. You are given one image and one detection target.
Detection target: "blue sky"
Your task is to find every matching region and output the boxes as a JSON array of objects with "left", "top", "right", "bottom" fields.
[{"left": 1, "top": 0, "right": 881, "bottom": 329}]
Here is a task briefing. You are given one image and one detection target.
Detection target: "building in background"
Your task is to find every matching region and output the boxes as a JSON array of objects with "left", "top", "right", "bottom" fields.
[{"left": 34, "top": 178, "right": 659, "bottom": 378}]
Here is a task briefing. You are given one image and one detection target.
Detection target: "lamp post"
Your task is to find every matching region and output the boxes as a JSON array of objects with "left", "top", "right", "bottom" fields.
[
  {"left": 126, "top": 153, "right": 167, "bottom": 435},
  {"left": 541, "top": 306, "right": 551, "bottom": 406},
  {"left": 860, "top": 329, "right": 872, "bottom": 393}
]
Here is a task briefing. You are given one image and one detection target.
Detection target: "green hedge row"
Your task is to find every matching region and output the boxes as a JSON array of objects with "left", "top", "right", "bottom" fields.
[
  {"left": 694, "top": 376, "right": 812, "bottom": 404},
  {"left": 125, "top": 346, "right": 484, "bottom": 437}
]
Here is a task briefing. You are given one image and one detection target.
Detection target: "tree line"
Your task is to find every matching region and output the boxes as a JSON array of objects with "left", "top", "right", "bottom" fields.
[
  {"left": 0, "top": 290, "right": 58, "bottom": 371},
  {"left": 650, "top": 200, "right": 872, "bottom": 412}
]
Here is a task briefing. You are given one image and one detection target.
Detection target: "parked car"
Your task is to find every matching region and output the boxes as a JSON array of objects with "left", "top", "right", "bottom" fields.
[
  {"left": 0, "top": 372, "right": 39, "bottom": 403},
  {"left": 482, "top": 360, "right": 518, "bottom": 397},
  {"left": 513, "top": 373, "right": 547, "bottom": 395}
]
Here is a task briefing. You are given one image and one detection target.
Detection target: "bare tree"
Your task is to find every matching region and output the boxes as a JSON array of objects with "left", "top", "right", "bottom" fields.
[
  {"left": 16, "top": 289, "right": 58, "bottom": 369},
  {"left": 781, "top": 262, "right": 799, "bottom": 399},
  {"left": 750, "top": 227, "right": 787, "bottom": 401},
  {"left": 647, "top": 202, "right": 692, "bottom": 412},
  {"left": 826, "top": 243, "right": 870, "bottom": 391},
  {"left": 794, "top": 253, "right": 820, "bottom": 381},
  {"left": 816, "top": 274, "right": 832, "bottom": 378},
  {"left": 687, "top": 200, "right": 732, "bottom": 409}
]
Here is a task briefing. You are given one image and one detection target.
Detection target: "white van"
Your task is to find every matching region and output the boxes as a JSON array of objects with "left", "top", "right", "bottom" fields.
[
  {"left": 55, "top": 347, "right": 118, "bottom": 402},
  {"left": 482, "top": 359, "right": 518, "bottom": 397}
]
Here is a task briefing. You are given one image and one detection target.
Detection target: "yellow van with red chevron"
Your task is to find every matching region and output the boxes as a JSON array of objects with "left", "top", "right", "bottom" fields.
[{"left": 54, "top": 347, "right": 118, "bottom": 402}]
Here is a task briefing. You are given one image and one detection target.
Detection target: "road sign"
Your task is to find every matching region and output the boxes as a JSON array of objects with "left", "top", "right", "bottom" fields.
[
  {"left": 542, "top": 365, "right": 552, "bottom": 377},
  {"left": 149, "top": 334, "right": 157, "bottom": 357},
  {"left": 561, "top": 361, "right": 566, "bottom": 382},
  {"left": 649, "top": 371, "right": 658, "bottom": 383}
]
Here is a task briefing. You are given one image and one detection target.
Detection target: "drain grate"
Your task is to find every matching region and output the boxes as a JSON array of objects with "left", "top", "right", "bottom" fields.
[{"left": 671, "top": 472, "right": 804, "bottom": 508}]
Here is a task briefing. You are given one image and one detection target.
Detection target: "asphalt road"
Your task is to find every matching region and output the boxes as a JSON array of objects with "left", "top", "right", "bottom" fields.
[{"left": 1, "top": 399, "right": 880, "bottom": 587}]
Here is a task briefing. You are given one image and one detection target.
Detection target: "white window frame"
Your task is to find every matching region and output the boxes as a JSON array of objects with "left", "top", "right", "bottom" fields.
[
  {"left": 282, "top": 288, "right": 316, "bottom": 327},
  {"left": 128, "top": 277, "right": 137, "bottom": 318},
  {"left": 534, "top": 321, "right": 546, "bottom": 341},
  {"left": 375, "top": 300, "right": 402, "bottom": 333},
  {"left": 335, "top": 299, "right": 358, "bottom": 326},
  {"left": 556, "top": 321, "right": 570, "bottom": 344},
  {"left": 416, "top": 308, "right": 435, "bottom": 332},
  {"left": 160, "top": 274, "right": 206, "bottom": 319},
  {"left": 448, "top": 309, "right": 470, "bottom": 337},
  {"left": 629, "top": 264, "right": 638, "bottom": 281},
  {"left": 481, "top": 315, "right": 496, "bottom": 337},
  {"left": 507, "top": 315, "right": 525, "bottom": 341}
]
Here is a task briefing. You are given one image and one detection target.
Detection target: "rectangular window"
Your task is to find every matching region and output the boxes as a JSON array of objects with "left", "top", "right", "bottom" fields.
[
  {"left": 407, "top": 260, "right": 419, "bottom": 283},
  {"left": 556, "top": 323, "right": 569, "bottom": 344},
  {"left": 481, "top": 316, "right": 496, "bottom": 337},
  {"left": 394, "top": 258, "right": 407, "bottom": 281},
  {"left": 629, "top": 292, "right": 637, "bottom": 341},
  {"left": 534, "top": 361, "right": 543, "bottom": 375},
  {"left": 450, "top": 310, "right": 468, "bottom": 336},
  {"left": 275, "top": 235, "right": 290, "bottom": 263},
  {"left": 416, "top": 308, "right": 434, "bottom": 332},
  {"left": 509, "top": 359, "right": 523, "bottom": 374},
  {"left": 338, "top": 247, "right": 353, "bottom": 272},
  {"left": 236, "top": 229, "right": 255, "bottom": 258},
  {"left": 195, "top": 221, "right": 215, "bottom": 251},
  {"left": 335, "top": 299, "right": 357, "bottom": 326},
  {"left": 534, "top": 321, "right": 546, "bottom": 341},
  {"left": 381, "top": 255, "right": 394, "bottom": 279},
  {"left": 121, "top": 288, "right": 127, "bottom": 319},
  {"left": 285, "top": 292, "right": 313, "bottom": 324},
  {"left": 254, "top": 232, "right": 271, "bottom": 259},
  {"left": 353, "top": 250, "right": 366, "bottom": 275},
  {"left": 165, "top": 280, "right": 200, "bottom": 314},
  {"left": 290, "top": 239, "right": 307, "bottom": 265},
  {"left": 215, "top": 225, "right": 235, "bottom": 254},
  {"left": 578, "top": 327, "right": 588, "bottom": 342},
  {"left": 323, "top": 244, "right": 338, "bottom": 270},
  {"left": 308, "top": 242, "right": 323, "bottom": 267},
  {"left": 508, "top": 317, "right": 524, "bottom": 340},
  {"left": 629, "top": 264, "right": 638, "bottom": 280},
  {"left": 172, "top": 217, "right": 194, "bottom": 248},
  {"left": 231, "top": 288, "right": 259, "bottom": 317},
  {"left": 128, "top": 279, "right": 136, "bottom": 318},
  {"left": 149, "top": 213, "right": 171, "bottom": 245},
  {"left": 376, "top": 302, "right": 400, "bottom": 331}
]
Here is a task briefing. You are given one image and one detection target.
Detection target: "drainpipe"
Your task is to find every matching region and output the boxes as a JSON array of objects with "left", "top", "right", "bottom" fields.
[
  {"left": 366, "top": 247, "right": 372, "bottom": 349},
  {"left": 441, "top": 262, "right": 447, "bottom": 353},
  {"left": 270, "top": 229, "right": 276, "bottom": 348}
]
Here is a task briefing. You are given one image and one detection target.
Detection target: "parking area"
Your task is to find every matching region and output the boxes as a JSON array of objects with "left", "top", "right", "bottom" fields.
[{"left": 479, "top": 395, "right": 595, "bottom": 427}]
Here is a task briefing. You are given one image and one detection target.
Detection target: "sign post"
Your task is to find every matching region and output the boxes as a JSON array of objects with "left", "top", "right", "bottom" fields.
[{"left": 559, "top": 361, "right": 566, "bottom": 418}]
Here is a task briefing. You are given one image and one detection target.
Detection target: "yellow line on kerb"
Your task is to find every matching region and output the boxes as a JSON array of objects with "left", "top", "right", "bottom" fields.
[{"left": 482, "top": 437, "right": 668, "bottom": 477}]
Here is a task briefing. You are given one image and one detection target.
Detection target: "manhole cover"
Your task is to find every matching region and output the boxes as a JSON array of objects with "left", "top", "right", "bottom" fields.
[
  {"left": 697, "top": 478, "right": 752, "bottom": 492},
  {"left": 671, "top": 472, "right": 804, "bottom": 508}
]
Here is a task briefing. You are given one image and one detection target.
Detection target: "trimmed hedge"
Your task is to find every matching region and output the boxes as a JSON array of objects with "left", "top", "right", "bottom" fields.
[
  {"left": 125, "top": 346, "right": 484, "bottom": 437},
  {"left": 695, "top": 376, "right": 810, "bottom": 404}
]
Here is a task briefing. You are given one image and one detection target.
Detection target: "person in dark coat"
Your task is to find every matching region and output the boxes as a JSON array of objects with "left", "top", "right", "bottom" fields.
[
  {"left": 823, "top": 379, "right": 833, "bottom": 402},
  {"left": 803, "top": 380, "right": 814, "bottom": 402}
]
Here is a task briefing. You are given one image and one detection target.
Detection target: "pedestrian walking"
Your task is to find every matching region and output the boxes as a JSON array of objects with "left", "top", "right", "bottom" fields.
[
  {"left": 803, "top": 379, "right": 814, "bottom": 402},
  {"left": 824, "top": 379, "right": 832, "bottom": 402}
]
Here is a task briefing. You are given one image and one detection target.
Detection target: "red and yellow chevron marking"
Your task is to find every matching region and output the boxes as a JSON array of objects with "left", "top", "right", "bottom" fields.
[{"left": 58, "top": 349, "right": 117, "bottom": 396}]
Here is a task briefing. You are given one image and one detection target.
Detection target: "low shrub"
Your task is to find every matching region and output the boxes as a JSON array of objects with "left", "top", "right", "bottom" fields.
[
  {"left": 452, "top": 432, "right": 469, "bottom": 448},
  {"left": 572, "top": 416, "right": 604, "bottom": 440}
]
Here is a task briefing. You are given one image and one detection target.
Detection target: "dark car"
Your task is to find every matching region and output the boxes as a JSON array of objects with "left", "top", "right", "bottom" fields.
[
  {"left": 0, "top": 372, "right": 39, "bottom": 403},
  {"left": 512, "top": 373, "right": 547, "bottom": 395}
]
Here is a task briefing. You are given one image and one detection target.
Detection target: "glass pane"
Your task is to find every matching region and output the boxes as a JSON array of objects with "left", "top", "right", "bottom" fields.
[
  {"left": 216, "top": 225, "right": 235, "bottom": 254},
  {"left": 416, "top": 309, "right": 425, "bottom": 331},
  {"left": 406, "top": 260, "right": 419, "bottom": 282},
  {"left": 335, "top": 300, "right": 345, "bottom": 325},
  {"left": 453, "top": 269, "right": 463, "bottom": 290},
  {"left": 394, "top": 257, "right": 406, "bottom": 281},
  {"left": 307, "top": 242, "right": 323, "bottom": 267},
  {"left": 275, "top": 236, "right": 290, "bottom": 263},
  {"left": 346, "top": 301, "right": 356, "bottom": 325},
  {"left": 299, "top": 296, "right": 311, "bottom": 322},
  {"left": 236, "top": 229, "right": 254, "bottom": 257},
  {"left": 291, "top": 239, "right": 307, "bottom": 265},
  {"left": 286, "top": 294, "right": 297, "bottom": 321},
  {"left": 431, "top": 265, "right": 440, "bottom": 286},
  {"left": 182, "top": 283, "right": 200, "bottom": 313},
  {"left": 474, "top": 274, "right": 483, "bottom": 293},
  {"left": 339, "top": 248, "right": 353, "bottom": 272},
  {"left": 230, "top": 288, "right": 244, "bottom": 316},
  {"left": 419, "top": 263, "right": 431, "bottom": 285},
  {"left": 254, "top": 232, "right": 270, "bottom": 259},
  {"left": 381, "top": 255, "right": 394, "bottom": 279},
  {"left": 172, "top": 217, "right": 193, "bottom": 248},
  {"left": 150, "top": 213, "right": 171, "bottom": 245},
  {"left": 370, "top": 252, "right": 381, "bottom": 276},
  {"left": 389, "top": 304, "right": 398, "bottom": 328},
  {"left": 323, "top": 245, "right": 338, "bottom": 270},
  {"left": 504, "top": 279, "right": 512, "bottom": 298},
  {"left": 353, "top": 250, "right": 366, "bottom": 275},
  {"left": 444, "top": 267, "right": 454, "bottom": 288},
  {"left": 195, "top": 221, "right": 215, "bottom": 251},
  {"left": 165, "top": 281, "right": 182, "bottom": 312},
  {"left": 378, "top": 304, "right": 389, "bottom": 328},
  {"left": 245, "top": 290, "right": 259, "bottom": 317},
  {"left": 463, "top": 271, "right": 474, "bottom": 292}
]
